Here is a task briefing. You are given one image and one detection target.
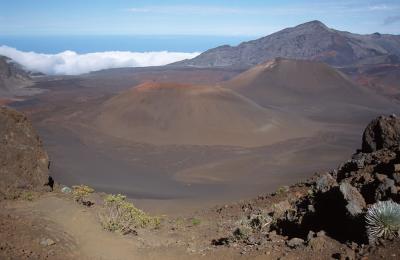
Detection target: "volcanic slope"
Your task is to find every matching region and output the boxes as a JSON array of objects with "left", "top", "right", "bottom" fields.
[
  {"left": 94, "top": 82, "right": 314, "bottom": 147},
  {"left": 224, "top": 58, "right": 398, "bottom": 123}
]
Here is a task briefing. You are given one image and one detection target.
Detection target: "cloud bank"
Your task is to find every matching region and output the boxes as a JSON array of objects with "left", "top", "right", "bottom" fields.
[
  {"left": 383, "top": 15, "right": 400, "bottom": 25},
  {"left": 0, "top": 45, "right": 200, "bottom": 75}
]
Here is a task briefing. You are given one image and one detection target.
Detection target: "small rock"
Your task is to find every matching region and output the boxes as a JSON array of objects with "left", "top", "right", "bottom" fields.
[
  {"left": 394, "top": 164, "right": 400, "bottom": 172},
  {"left": 211, "top": 237, "right": 230, "bottom": 246},
  {"left": 286, "top": 237, "right": 304, "bottom": 248},
  {"left": 307, "top": 231, "right": 316, "bottom": 241},
  {"left": 316, "top": 230, "right": 326, "bottom": 237},
  {"left": 61, "top": 186, "right": 72, "bottom": 193},
  {"left": 246, "top": 236, "right": 258, "bottom": 245},
  {"left": 40, "top": 238, "right": 55, "bottom": 246},
  {"left": 316, "top": 173, "right": 338, "bottom": 193}
]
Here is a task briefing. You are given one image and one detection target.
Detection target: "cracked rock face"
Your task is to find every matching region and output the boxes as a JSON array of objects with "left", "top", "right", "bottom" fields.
[
  {"left": 0, "top": 107, "right": 49, "bottom": 199},
  {"left": 362, "top": 115, "right": 400, "bottom": 153}
]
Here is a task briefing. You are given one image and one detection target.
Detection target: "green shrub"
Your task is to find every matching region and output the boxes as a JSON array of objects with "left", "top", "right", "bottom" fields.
[
  {"left": 366, "top": 200, "right": 400, "bottom": 243},
  {"left": 233, "top": 213, "right": 272, "bottom": 241},
  {"left": 233, "top": 226, "right": 252, "bottom": 240},
  {"left": 72, "top": 185, "right": 94, "bottom": 205},
  {"left": 191, "top": 218, "right": 201, "bottom": 226},
  {"left": 276, "top": 186, "right": 289, "bottom": 195},
  {"left": 20, "top": 191, "right": 34, "bottom": 201},
  {"left": 99, "top": 194, "right": 160, "bottom": 234}
]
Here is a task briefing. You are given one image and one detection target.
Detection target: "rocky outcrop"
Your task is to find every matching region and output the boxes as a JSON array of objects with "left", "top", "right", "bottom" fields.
[
  {"left": 0, "top": 107, "right": 50, "bottom": 199},
  {"left": 215, "top": 115, "right": 400, "bottom": 249},
  {"left": 362, "top": 114, "right": 400, "bottom": 153},
  {"left": 275, "top": 115, "right": 400, "bottom": 244}
]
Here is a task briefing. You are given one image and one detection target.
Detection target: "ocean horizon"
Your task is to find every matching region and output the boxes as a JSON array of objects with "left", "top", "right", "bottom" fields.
[{"left": 0, "top": 35, "right": 254, "bottom": 54}]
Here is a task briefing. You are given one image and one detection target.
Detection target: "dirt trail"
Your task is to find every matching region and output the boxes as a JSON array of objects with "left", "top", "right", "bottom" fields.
[
  {"left": 9, "top": 195, "right": 140, "bottom": 259},
  {"left": 4, "top": 194, "right": 205, "bottom": 260}
]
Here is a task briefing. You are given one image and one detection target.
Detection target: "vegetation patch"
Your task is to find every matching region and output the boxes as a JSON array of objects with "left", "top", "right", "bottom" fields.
[
  {"left": 72, "top": 185, "right": 94, "bottom": 206},
  {"left": 191, "top": 218, "right": 201, "bottom": 226},
  {"left": 20, "top": 191, "right": 35, "bottom": 201},
  {"left": 99, "top": 194, "right": 160, "bottom": 234}
]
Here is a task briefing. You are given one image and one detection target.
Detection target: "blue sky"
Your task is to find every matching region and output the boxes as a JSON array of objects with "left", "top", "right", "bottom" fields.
[{"left": 1, "top": 0, "right": 400, "bottom": 36}]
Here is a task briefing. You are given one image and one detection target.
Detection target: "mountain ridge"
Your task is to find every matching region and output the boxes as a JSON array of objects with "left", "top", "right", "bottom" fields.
[{"left": 172, "top": 20, "right": 400, "bottom": 68}]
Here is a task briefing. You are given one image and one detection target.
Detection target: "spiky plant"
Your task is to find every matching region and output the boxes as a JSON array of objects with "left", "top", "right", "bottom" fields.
[{"left": 366, "top": 200, "right": 400, "bottom": 243}]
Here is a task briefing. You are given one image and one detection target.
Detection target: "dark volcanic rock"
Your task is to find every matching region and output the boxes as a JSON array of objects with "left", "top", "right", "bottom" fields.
[
  {"left": 0, "top": 107, "right": 49, "bottom": 199},
  {"left": 362, "top": 115, "right": 400, "bottom": 153}
]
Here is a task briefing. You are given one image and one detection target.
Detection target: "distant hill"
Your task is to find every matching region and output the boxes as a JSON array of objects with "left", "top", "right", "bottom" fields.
[
  {"left": 94, "top": 82, "right": 313, "bottom": 147},
  {"left": 0, "top": 55, "right": 34, "bottom": 96},
  {"left": 342, "top": 63, "right": 400, "bottom": 101},
  {"left": 172, "top": 20, "right": 400, "bottom": 68},
  {"left": 223, "top": 58, "right": 398, "bottom": 123}
]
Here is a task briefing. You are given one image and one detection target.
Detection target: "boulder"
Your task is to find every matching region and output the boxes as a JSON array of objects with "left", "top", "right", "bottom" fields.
[
  {"left": 40, "top": 238, "right": 56, "bottom": 247},
  {"left": 0, "top": 107, "right": 49, "bottom": 199},
  {"left": 339, "top": 182, "right": 366, "bottom": 216},
  {"left": 362, "top": 115, "right": 400, "bottom": 153}
]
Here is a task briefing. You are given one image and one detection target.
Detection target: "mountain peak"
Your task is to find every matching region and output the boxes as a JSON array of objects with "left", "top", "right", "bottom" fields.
[{"left": 296, "top": 20, "right": 329, "bottom": 30}]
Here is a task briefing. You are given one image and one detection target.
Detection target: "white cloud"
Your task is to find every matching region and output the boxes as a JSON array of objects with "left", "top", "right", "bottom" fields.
[
  {"left": 0, "top": 45, "right": 200, "bottom": 75},
  {"left": 369, "top": 4, "right": 389, "bottom": 11}
]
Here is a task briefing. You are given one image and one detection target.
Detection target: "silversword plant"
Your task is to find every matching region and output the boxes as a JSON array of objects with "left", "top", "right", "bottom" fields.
[{"left": 366, "top": 200, "right": 400, "bottom": 243}]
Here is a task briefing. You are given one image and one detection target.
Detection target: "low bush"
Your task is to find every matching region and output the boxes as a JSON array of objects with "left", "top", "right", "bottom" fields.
[
  {"left": 232, "top": 213, "right": 273, "bottom": 241},
  {"left": 191, "top": 218, "right": 201, "bottom": 226},
  {"left": 72, "top": 185, "right": 94, "bottom": 205},
  {"left": 20, "top": 191, "right": 34, "bottom": 201},
  {"left": 99, "top": 194, "right": 160, "bottom": 234}
]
